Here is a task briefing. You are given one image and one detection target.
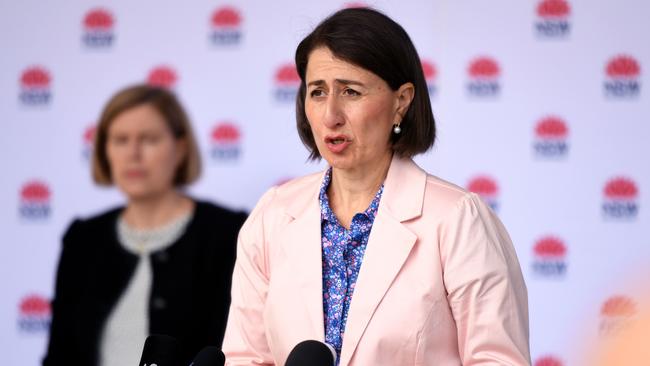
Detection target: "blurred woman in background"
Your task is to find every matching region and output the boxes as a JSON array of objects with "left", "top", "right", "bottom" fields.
[{"left": 43, "top": 84, "right": 247, "bottom": 366}]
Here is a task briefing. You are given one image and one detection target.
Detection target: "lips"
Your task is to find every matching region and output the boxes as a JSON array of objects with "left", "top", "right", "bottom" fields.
[
  {"left": 125, "top": 170, "right": 146, "bottom": 178},
  {"left": 324, "top": 135, "right": 351, "bottom": 154}
]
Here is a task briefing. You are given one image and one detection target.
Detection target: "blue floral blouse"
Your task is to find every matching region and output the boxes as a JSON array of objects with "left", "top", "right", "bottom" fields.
[{"left": 319, "top": 168, "right": 384, "bottom": 362}]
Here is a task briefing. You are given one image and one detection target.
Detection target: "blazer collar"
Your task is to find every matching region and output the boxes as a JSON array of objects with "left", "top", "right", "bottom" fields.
[
  {"left": 339, "top": 155, "right": 425, "bottom": 365},
  {"left": 380, "top": 155, "right": 427, "bottom": 222},
  {"left": 280, "top": 171, "right": 327, "bottom": 339},
  {"left": 284, "top": 155, "right": 426, "bottom": 222}
]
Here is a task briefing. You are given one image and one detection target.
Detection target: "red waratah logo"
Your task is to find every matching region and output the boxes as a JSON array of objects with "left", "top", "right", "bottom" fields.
[
  {"left": 604, "top": 177, "right": 638, "bottom": 199},
  {"left": 534, "top": 116, "right": 569, "bottom": 158},
  {"left": 82, "top": 124, "right": 97, "bottom": 160},
  {"left": 21, "top": 67, "right": 51, "bottom": 88},
  {"left": 602, "top": 177, "right": 638, "bottom": 219},
  {"left": 19, "top": 66, "right": 52, "bottom": 105},
  {"left": 467, "top": 57, "right": 500, "bottom": 97},
  {"left": 604, "top": 55, "right": 641, "bottom": 97},
  {"left": 210, "top": 122, "right": 242, "bottom": 160},
  {"left": 534, "top": 236, "right": 567, "bottom": 258},
  {"left": 601, "top": 296, "right": 637, "bottom": 317},
  {"left": 536, "top": 117, "right": 568, "bottom": 138},
  {"left": 147, "top": 66, "right": 178, "bottom": 88},
  {"left": 600, "top": 295, "right": 636, "bottom": 335},
  {"left": 468, "top": 176, "right": 498, "bottom": 197},
  {"left": 211, "top": 122, "right": 241, "bottom": 143},
  {"left": 534, "top": 355, "right": 564, "bottom": 366},
  {"left": 274, "top": 63, "right": 300, "bottom": 102},
  {"left": 537, "top": 0, "right": 570, "bottom": 18},
  {"left": 535, "top": 0, "right": 571, "bottom": 37},
  {"left": 422, "top": 60, "right": 437, "bottom": 81},
  {"left": 532, "top": 236, "right": 567, "bottom": 277},
  {"left": 209, "top": 6, "right": 243, "bottom": 45},
  {"left": 84, "top": 8, "right": 114, "bottom": 30},
  {"left": 20, "top": 295, "right": 51, "bottom": 316},
  {"left": 21, "top": 181, "right": 51, "bottom": 203},
  {"left": 19, "top": 180, "right": 51, "bottom": 219},
  {"left": 82, "top": 8, "right": 115, "bottom": 47},
  {"left": 275, "top": 64, "right": 300, "bottom": 85},
  {"left": 467, "top": 176, "right": 499, "bottom": 211},
  {"left": 212, "top": 6, "right": 241, "bottom": 27},
  {"left": 607, "top": 55, "right": 640, "bottom": 78},
  {"left": 18, "top": 295, "right": 51, "bottom": 332},
  {"left": 421, "top": 59, "right": 438, "bottom": 97},
  {"left": 83, "top": 125, "right": 97, "bottom": 145},
  {"left": 469, "top": 57, "right": 500, "bottom": 79}
]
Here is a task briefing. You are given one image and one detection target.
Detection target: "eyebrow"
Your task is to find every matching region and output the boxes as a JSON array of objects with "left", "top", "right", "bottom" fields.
[{"left": 307, "top": 79, "right": 365, "bottom": 87}]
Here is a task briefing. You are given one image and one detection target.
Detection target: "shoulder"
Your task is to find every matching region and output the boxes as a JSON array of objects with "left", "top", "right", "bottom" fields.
[
  {"left": 419, "top": 170, "right": 492, "bottom": 224},
  {"left": 250, "top": 170, "right": 323, "bottom": 217},
  {"left": 185, "top": 200, "right": 248, "bottom": 239},
  {"left": 423, "top": 174, "right": 472, "bottom": 209},
  {"left": 273, "top": 171, "right": 323, "bottom": 203},
  {"left": 421, "top": 174, "right": 508, "bottom": 245},
  {"left": 64, "top": 206, "right": 122, "bottom": 239},
  {"left": 59, "top": 206, "right": 122, "bottom": 257},
  {"left": 193, "top": 199, "right": 248, "bottom": 223},
  {"left": 238, "top": 171, "right": 323, "bottom": 238}
]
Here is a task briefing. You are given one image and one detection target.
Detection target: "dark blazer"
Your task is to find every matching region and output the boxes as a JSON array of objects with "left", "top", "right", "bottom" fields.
[{"left": 43, "top": 200, "right": 247, "bottom": 366}]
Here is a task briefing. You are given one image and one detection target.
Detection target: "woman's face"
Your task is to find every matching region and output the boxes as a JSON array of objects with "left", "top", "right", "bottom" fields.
[
  {"left": 106, "top": 103, "right": 185, "bottom": 201},
  {"left": 304, "top": 47, "right": 410, "bottom": 172}
]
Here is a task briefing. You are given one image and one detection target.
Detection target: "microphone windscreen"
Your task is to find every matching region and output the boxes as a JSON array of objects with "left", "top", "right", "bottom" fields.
[
  {"left": 138, "top": 334, "right": 180, "bottom": 366},
  {"left": 285, "top": 340, "right": 336, "bottom": 366},
  {"left": 189, "top": 346, "right": 225, "bottom": 366}
]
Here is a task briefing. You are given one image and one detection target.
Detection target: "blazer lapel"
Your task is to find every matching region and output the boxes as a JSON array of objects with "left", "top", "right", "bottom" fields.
[
  {"left": 281, "top": 174, "right": 327, "bottom": 340},
  {"left": 339, "top": 156, "right": 427, "bottom": 365}
]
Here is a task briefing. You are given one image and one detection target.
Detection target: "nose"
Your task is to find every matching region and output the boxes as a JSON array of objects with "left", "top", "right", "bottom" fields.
[
  {"left": 322, "top": 94, "right": 345, "bottom": 129},
  {"left": 126, "top": 139, "right": 143, "bottom": 161}
]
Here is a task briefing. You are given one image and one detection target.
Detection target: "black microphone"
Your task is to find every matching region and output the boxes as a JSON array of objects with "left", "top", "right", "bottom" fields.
[
  {"left": 189, "top": 346, "right": 225, "bottom": 366},
  {"left": 285, "top": 340, "right": 337, "bottom": 366},
  {"left": 138, "top": 334, "right": 181, "bottom": 366}
]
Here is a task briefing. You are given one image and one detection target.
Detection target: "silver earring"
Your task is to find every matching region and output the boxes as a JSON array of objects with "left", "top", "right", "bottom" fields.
[{"left": 393, "top": 124, "right": 401, "bottom": 134}]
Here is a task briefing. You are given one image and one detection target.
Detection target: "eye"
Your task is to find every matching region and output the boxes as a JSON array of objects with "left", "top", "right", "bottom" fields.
[
  {"left": 142, "top": 134, "right": 161, "bottom": 144},
  {"left": 110, "top": 135, "right": 128, "bottom": 145},
  {"left": 342, "top": 88, "right": 360, "bottom": 96},
  {"left": 309, "top": 89, "right": 325, "bottom": 98}
]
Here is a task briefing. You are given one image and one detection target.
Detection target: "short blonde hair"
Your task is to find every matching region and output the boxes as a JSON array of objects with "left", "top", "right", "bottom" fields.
[{"left": 91, "top": 84, "right": 201, "bottom": 186}]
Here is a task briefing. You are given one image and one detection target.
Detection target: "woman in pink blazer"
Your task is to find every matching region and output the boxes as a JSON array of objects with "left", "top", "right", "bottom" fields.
[{"left": 223, "top": 7, "right": 531, "bottom": 366}]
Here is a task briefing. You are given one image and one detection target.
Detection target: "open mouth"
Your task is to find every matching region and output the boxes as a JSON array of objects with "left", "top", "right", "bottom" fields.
[
  {"left": 324, "top": 135, "right": 351, "bottom": 153},
  {"left": 325, "top": 135, "right": 350, "bottom": 144},
  {"left": 328, "top": 137, "right": 346, "bottom": 145}
]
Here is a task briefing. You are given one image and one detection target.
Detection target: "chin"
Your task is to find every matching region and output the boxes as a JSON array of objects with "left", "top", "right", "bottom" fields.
[
  {"left": 322, "top": 156, "right": 356, "bottom": 171},
  {"left": 123, "top": 191, "right": 153, "bottom": 202},
  {"left": 119, "top": 185, "right": 157, "bottom": 200}
]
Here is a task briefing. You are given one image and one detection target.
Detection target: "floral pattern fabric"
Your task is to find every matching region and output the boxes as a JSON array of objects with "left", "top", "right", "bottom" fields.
[{"left": 319, "top": 168, "right": 384, "bottom": 363}]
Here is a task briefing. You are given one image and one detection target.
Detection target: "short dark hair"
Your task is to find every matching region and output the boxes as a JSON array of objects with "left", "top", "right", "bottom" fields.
[
  {"left": 295, "top": 7, "right": 435, "bottom": 160},
  {"left": 92, "top": 84, "right": 201, "bottom": 186}
]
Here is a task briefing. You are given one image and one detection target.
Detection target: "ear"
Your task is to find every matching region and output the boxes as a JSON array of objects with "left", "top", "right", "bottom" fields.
[{"left": 394, "top": 82, "right": 415, "bottom": 122}]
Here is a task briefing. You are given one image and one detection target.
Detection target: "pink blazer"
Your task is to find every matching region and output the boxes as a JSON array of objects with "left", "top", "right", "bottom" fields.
[{"left": 223, "top": 156, "right": 531, "bottom": 365}]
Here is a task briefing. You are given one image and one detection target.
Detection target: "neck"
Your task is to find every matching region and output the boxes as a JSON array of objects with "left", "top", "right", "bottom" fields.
[
  {"left": 122, "top": 190, "right": 192, "bottom": 230},
  {"left": 328, "top": 152, "right": 392, "bottom": 228}
]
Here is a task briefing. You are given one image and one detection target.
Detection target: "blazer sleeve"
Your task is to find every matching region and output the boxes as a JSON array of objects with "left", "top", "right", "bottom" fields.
[
  {"left": 439, "top": 193, "right": 531, "bottom": 366},
  {"left": 223, "top": 188, "right": 278, "bottom": 366},
  {"left": 42, "top": 219, "right": 85, "bottom": 366}
]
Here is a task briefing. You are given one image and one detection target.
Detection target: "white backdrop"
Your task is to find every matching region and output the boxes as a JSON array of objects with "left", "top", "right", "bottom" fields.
[{"left": 1, "top": 0, "right": 648, "bottom": 365}]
